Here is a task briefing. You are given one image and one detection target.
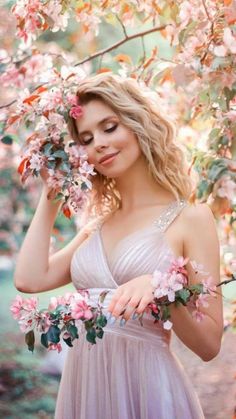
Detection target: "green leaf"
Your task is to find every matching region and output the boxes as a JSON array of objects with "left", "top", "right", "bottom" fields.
[
  {"left": 96, "top": 315, "right": 107, "bottom": 328},
  {"left": 1, "top": 135, "right": 13, "bottom": 145},
  {"left": 176, "top": 289, "right": 190, "bottom": 305},
  {"left": 43, "top": 142, "right": 54, "bottom": 155},
  {"left": 41, "top": 333, "right": 49, "bottom": 348},
  {"left": 81, "top": 182, "right": 89, "bottom": 191},
  {"left": 67, "top": 324, "right": 78, "bottom": 339},
  {"left": 196, "top": 179, "right": 212, "bottom": 199},
  {"left": 208, "top": 161, "right": 227, "bottom": 181},
  {"left": 53, "top": 150, "right": 68, "bottom": 159},
  {"left": 63, "top": 337, "right": 73, "bottom": 347},
  {"left": 86, "top": 327, "right": 97, "bottom": 344},
  {"left": 59, "top": 161, "right": 70, "bottom": 172},
  {"left": 25, "top": 330, "right": 35, "bottom": 352},
  {"left": 96, "top": 328, "right": 104, "bottom": 339},
  {"left": 189, "top": 284, "right": 203, "bottom": 294},
  {"left": 161, "top": 305, "right": 171, "bottom": 322},
  {"left": 47, "top": 325, "right": 61, "bottom": 344}
]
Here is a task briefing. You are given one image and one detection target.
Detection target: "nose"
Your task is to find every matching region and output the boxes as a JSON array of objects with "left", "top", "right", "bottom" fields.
[{"left": 93, "top": 131, "right": 109, "bottom": 152}]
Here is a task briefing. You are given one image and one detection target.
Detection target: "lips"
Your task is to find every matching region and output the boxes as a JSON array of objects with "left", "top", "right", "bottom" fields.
[{"left": 99, "top": 152, "right": 119, "bottom": 164}]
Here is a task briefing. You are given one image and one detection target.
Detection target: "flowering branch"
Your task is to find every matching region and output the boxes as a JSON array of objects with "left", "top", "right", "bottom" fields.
[
  {"left": 74, "top": 24, "right": 166, "bottom": 66},
  {"left": 11, "top": 257, "right": 224, "bottom": 352}
]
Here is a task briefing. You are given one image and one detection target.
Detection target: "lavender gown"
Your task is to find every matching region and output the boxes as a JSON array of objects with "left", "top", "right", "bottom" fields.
[{"left": 55, "top": 200, "right": 205, "bottom": 419}]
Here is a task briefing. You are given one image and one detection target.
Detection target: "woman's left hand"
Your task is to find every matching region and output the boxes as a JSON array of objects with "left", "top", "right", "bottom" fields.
[{"left": 106, "top": 274, "right": 154, "bottom": 323}]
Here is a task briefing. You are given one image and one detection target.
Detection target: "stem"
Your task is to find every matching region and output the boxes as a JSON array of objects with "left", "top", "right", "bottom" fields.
[
  {"left": 74, "top": 24, "right": 166, "bottom": 66},
  {"left": 217, "top": 276, "right": 236, "bottom": 287}
]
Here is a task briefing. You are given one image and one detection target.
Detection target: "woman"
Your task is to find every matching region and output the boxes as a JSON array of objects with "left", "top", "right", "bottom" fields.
[{"left": 14, "top": 73, "right": 223, "bottom": 419}]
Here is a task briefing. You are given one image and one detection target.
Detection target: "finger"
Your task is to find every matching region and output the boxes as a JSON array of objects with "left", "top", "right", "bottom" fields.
[
  {"left": 107, "top": 289, "right": 123, "bottom": 314},
  {"left": 135, "top": 296, "right": 153, "bottom": 314},
  {"left": 111, "top": 295, "right": 131, "bottom": 318},
  {"left": 121, "top": 298, "right": 140, "bottom": 321}
]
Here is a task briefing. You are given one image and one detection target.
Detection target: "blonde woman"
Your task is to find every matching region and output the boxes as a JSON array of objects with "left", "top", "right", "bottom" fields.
[{"left": 14, "top": 73, "right": 223, "bottom": 419}]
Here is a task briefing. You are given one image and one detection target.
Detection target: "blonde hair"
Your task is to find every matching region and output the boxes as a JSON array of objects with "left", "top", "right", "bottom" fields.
[{"left": 68, "top": 73, "right": 193, "bottom": 220}]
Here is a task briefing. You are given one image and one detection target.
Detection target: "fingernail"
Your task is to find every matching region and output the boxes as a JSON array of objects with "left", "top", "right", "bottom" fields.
[
  {"left": 120, "top": 318, "right": 126, "bottom": 327},
  {"left": 106, "top": 312, "right": 112, "bottom": 321},
  {"left": 108, "top": 316, "right": 117, "bottom": 325},
  {"left": 132, "top": 312, "right": 139, "bottom": 320}
]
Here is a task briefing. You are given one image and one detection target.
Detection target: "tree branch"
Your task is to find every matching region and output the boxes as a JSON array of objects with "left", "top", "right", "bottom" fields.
[
  {"left": 74, "top": 24, "right": 166, "bottom": 66},
  {"left": 0, "top": 24, "right": 166, "bottom": 109}
]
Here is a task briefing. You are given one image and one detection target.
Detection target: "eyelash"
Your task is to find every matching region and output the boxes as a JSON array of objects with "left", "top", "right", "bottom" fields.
[{"left": 81, "top": 124, "right": 118, "bottom": 145}]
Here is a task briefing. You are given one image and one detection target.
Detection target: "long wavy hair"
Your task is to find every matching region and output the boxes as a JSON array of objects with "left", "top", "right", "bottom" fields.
[{"left": 67, "top": 73, "right": 194, "bottom": 221}]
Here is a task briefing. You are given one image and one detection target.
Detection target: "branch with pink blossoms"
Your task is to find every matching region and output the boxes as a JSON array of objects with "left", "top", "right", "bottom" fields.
[
  {"left": 10, "top": 257, "right": 232, "bottom": 352},
  {"left": 5, "top": 68, "right": 96, "bottom": 217}
]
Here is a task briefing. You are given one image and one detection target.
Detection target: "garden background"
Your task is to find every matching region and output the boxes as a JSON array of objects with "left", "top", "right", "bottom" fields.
[{"left": 0, "top": 1, "right": 236, "bottom": 418}]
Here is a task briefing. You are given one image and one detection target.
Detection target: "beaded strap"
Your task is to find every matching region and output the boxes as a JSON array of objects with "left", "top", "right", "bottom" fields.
[{"left": 154, "top": 199, "right": 187, "bottom": 233}]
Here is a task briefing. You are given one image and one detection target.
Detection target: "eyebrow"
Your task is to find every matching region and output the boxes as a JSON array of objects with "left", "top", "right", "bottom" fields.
[{"left": 78, "top": 115, "right": 117, "bottom": 136}]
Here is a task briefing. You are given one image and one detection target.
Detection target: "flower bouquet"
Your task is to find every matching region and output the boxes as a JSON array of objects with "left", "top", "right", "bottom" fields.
[{"left": 11, "top": 257, "right": 222, "bottom": 353}]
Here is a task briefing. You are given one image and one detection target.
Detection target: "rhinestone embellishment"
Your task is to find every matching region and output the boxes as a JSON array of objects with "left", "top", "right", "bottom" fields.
[{"left": 154, "top": 199, "right": 187, "bottom": 232}]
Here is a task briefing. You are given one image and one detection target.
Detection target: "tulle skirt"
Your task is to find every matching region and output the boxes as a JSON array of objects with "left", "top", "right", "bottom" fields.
[{"left": 55, "top": 292, "right": 204, "bottom": 419}]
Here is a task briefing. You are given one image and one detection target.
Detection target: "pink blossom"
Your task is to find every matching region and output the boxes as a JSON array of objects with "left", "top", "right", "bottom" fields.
[
  {"left": 169, "top": 256, "right": 189, "bottom": 276},
  {"left": 38, "top": 313, "right": 51, "bottom": 333},
  {"left": 48, "top": 343, "right": 62, "bottom": 353},
  {"left": 192, "top": 310, "right": 205, "bottom": 322},
  {"left": 29, "top": 153, "right": 45, "bottom": 171},
  {"left": 223, "top": 27, "right": 236, "bottom": 54},
  {"left": 71, "top": 300, "right": 93, "bottom": 320},
  {"left": 217, "top": 176, "right": 236, "bottom": 200},
  {"left": 69, "top": 105, "right": 83, "bottom": 119},
  {"left": 10, "top": 295, "right": 24, "bottom": 319},
  {"left": 190, "top": 260, "right": 209, "bottom": 275},
  {"left": 24, "top": 296, "right": 38, "bottom": 311},
  {"left": 79, "top": 161, "right": 96, "bottom": 176},
  {"left": 151, "top": 270, "right": 184, "bottom": 302},
  {"left": 195, "top": 293, "right": 209, "bottom": 309},
  {"left": 202, "top": 276, "right": 217, "bottom": 296},
  {"left": 67, "top": 94, "right": 78, "bottom": 106}
]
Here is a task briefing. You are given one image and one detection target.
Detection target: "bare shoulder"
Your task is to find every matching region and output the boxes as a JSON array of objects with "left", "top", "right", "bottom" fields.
[
  {"left": 181, "top": 202, "right": 216, "bottom": 228},
  {"left": 180, "top": 202, "right": 220, "bottom": 257}
]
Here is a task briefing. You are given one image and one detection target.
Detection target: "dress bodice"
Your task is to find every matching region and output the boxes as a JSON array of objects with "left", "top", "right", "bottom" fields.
[{"left": 70, "top": 199, "right": 188, "bottom": 291}]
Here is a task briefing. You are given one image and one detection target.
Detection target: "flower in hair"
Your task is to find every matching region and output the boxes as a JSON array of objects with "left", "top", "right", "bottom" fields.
[{"left": 69, "top": 104, "right": 83, "bottom": 119}]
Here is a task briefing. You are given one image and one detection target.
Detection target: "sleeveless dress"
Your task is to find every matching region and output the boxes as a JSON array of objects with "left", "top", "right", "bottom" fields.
[{"left": 55, "top": 199, "right": 205, "bottom": 419}]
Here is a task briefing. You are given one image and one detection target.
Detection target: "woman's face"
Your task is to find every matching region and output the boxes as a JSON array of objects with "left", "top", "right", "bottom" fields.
[{"left": 75, "top": 99, "right": 142, "bottom": 178}]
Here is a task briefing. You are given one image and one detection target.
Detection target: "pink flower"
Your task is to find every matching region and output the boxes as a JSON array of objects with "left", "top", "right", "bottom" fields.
[
  {"left": 24, "top": 296, "right": 38, "bottom": 311},
  {"left": 67, "top": 94, "right": 78, "bottom": 106},
  {"left": 190, "top": 260, "right": 209, "bottom": 275},
  {"left": 202, "top": 276, "right": 217, "bottom": 296},
  {"left": 217, "top": 176, "right": 236, "bottom": 200},
  {"left": 71, "top": 300, "right": 93, "bottom": 320},
  {"left": 48, "top": 343, "right": 62, "bottom": 353},
  {"left": 195, "top": 293, "right": 209, "bottom": 309},
  {"left": 10, "top": 295, "right": 24, "bottom": 319},
  {"left": 192, "top": 310, "right": 205, "bottom": 322},
  {"left": 169, "top": 256, "right": 189, "bottom": 276},
  {"left": 69, "top": 105, "right": 83, "bottom": 119},
  {"left": 37, "top": 312, "right": 51, "bottom": 333}
]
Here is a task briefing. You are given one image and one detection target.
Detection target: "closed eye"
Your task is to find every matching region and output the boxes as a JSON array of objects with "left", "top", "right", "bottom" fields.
[{"left": 105, "top": 124, "right": 117, "bottom": 133}]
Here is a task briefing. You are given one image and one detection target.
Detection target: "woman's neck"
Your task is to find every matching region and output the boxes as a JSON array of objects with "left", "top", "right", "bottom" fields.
[{"left": 114, "top": 157, "right": 175, "bottom": 213}]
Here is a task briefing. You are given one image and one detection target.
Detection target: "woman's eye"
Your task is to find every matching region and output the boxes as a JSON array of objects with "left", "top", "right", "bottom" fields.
[
  {"left": 80, "top": 137, "right": 93, "bottom": 145},
  {"left": 104, "top": 124, "right": 117, "bottom": 133}
]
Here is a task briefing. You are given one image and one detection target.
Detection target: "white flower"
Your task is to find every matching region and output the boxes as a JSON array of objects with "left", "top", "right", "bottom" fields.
[{"left": 163, "top": 320, "right": 173, "bottom": 330}]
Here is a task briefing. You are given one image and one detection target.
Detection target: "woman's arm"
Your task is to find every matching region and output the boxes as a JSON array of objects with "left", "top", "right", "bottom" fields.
[
  {"left": 14, "top": 186, "right": 89, "bottom": 293},
  {"left": 169, "top": 203, "right": 223, "bottom": 361}
]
